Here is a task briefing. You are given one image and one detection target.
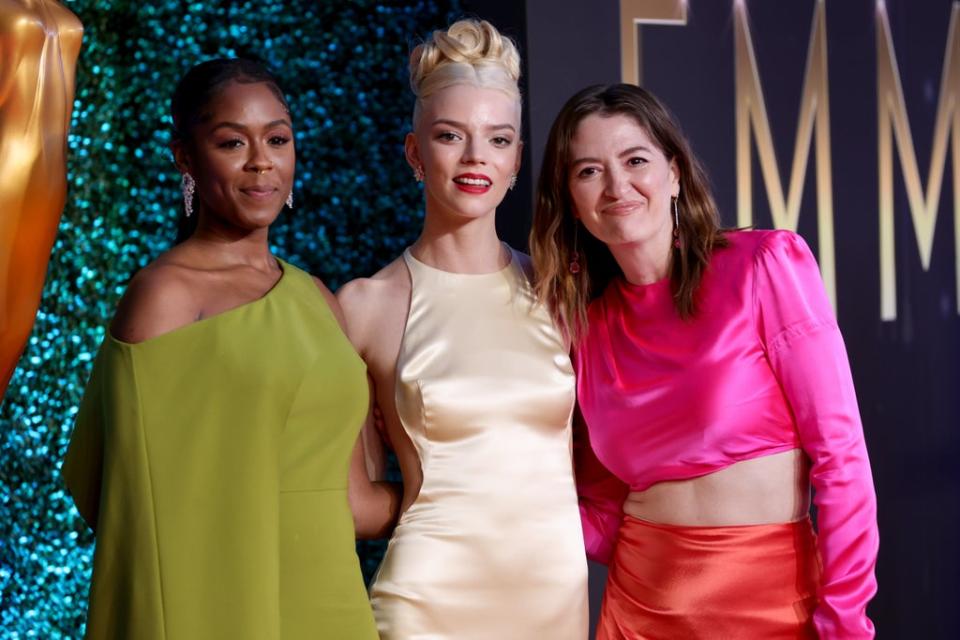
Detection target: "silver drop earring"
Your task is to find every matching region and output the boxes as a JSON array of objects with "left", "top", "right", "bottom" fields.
[
  {"left": 508, "top": 174, "right": 517, "bottom": 191},
  {"left": 413, "top": 164, "right": 425, "bottom": 182},
  {"left": 181, "top": 173, "right": 195, "bottom": 217},
  {"left": 286, "top": 191, "right": 293, "bottom": 209}
]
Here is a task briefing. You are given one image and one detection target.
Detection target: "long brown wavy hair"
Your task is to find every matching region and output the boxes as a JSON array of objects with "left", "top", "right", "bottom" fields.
[{"left": 530, "top": 84, "right": 727, "bottom": 344}]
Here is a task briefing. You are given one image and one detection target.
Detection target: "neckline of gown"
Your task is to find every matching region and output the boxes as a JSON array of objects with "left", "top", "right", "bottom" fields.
[
  {"left": 106, "top": 258, "right": 289, "bottom": 349},
  {"left": 403, "top": 242, "right": 515, "bottom": 280}
]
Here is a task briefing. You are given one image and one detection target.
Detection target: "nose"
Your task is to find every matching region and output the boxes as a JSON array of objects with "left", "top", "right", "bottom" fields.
[
  {"left": 603, "top": 166, "right": 632, "bottom": 199},
  {"left": 244, "top": 141, "right": 273, "bottom": 174},
  {"left": 460, "top": 136, "right": 487, "bottom": 165}
]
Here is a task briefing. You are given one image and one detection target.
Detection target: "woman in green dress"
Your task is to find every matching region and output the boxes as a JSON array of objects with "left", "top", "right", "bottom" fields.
[{"left": 62, "top": 59, "right": 395, "bottom": 639}]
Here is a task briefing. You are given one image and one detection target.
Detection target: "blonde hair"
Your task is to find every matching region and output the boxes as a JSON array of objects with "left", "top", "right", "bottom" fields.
[{"left": 409, "top": 19, "right": 521, "bottom": 126}]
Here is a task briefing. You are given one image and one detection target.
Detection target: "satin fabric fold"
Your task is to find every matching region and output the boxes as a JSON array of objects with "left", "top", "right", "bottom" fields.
[{"left": 598, "top": 516, "right": 821, "bottom": 640}]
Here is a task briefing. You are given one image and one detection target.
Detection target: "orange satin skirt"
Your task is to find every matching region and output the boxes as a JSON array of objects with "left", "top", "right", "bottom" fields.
[{"left": 596, "top": 516, "right": 822, "bottom": 640}]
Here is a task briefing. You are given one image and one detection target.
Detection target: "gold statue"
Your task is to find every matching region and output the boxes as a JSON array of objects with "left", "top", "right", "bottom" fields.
[{"left": 0, "top": 0, "right": 83, "bottom": 398}]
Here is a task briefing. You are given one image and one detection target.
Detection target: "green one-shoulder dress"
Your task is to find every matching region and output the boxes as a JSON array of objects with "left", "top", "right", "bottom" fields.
[{"left": 62, "top": 259, "right": 378, "bottom": 639}]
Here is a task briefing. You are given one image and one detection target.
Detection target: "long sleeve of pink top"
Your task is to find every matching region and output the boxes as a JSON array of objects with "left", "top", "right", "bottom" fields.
[
  {"left": 572, "top": 408, "right": 629, "bottom": 564},
  {"left": 753, "top": 232, "right": 878, "bottom": 638},
  {"left": 574, "top": 230, "right": 878, "bottom": 639}
]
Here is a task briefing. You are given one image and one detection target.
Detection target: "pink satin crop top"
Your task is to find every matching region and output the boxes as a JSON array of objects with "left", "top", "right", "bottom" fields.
[{"left": 574, "top": 230, "right": 878, "bottom": 638}]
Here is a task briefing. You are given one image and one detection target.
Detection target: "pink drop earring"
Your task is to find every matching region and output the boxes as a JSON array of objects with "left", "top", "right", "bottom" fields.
[
  {"left": 672, "top": 195, "right": 681, "bottom": 249},
  {"left": 569, "top": 222, "right": 581, "bottom": 274}
]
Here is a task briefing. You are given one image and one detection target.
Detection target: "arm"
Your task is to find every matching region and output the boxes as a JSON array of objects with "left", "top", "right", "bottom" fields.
[
  {"left": 573, "top": 406, "right": 629, "bottom": 564},
  {"left": 64, "top": 264, "right": 195, "bottom": 527},
  {"left": 753, "top": 231, "right": 878, "bottom": 639},
  {"left": 346, "top": 377, "right": 401, "bottom": 539},
  {"left": 327, "top": 276, "right": 401, "bottom": 539},
  {"left": 62, "top": 347, "right": 106, "bottom": 532}
]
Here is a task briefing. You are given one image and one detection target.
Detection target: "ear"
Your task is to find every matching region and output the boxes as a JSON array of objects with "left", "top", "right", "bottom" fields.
[
  {"left": 669, "top": 157, "right": 681, "bottom": 198},
  {"left": 170, "top": 141, "right": 193, "bottom": 176},
  {"left": 404, "top": 132, "right": 422, "bottom": 172}
]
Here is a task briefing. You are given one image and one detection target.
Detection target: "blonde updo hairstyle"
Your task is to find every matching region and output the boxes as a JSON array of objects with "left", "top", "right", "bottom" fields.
[{"left": 408, "top": 18, "right": 522, "bottom": 128}]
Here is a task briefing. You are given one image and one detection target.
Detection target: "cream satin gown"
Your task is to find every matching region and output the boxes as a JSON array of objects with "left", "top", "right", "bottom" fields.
[{"left": 369, "top": 245, "right": 589, "bottom": 639}]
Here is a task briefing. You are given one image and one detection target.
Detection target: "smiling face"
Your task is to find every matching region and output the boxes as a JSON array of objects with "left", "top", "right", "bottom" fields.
[
  {"left": 406, "top": 84, "right": 522, "bottom": 222},
  {"left": 174, "top": 80, "right": 295, "bottom": 234},
  {"left": 567, "top": 113, "right": 679, "bottom": 254}
]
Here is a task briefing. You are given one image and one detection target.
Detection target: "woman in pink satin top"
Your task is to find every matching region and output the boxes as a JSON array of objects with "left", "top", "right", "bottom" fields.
[{"left": 530, "top": 84, "right": 878, "bottom": 639}]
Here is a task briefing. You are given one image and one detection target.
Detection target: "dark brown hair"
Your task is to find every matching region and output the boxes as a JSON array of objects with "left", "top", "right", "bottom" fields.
[{"left": 529, "top": 83, "right": 727, "bottom": 343}]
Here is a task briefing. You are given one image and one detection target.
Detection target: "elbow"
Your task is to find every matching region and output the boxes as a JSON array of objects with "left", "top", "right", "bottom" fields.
[
  {"left": 346, "top": 483, "right": 371, "bottom": 537},
  {"left": 347, "top": 481, "right": 399, "bottom": 540},
  {"left": 354, "top": 520, "right": 384, "bottom": 541}
]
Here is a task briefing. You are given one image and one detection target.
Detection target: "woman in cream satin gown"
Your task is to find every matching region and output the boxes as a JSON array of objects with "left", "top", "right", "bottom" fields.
[{"left": 337, "top": 19, "right": 588, "bottom": 640}]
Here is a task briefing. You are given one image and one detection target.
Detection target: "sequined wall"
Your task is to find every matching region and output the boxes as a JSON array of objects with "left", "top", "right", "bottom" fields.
[{"left": 0, "top": 1, "right": 459, "bottom": 635}]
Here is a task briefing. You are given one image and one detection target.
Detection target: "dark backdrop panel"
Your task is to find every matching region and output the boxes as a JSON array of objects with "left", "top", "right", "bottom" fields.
[
  {"left": 525, "top": 0, "right": 621, "bottom": 195},
  {"left": 459, "top": 0, "right": 534, "bottom": 249}
]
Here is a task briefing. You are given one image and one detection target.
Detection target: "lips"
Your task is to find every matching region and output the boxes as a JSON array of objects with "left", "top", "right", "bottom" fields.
[
  {"left": 453, "top": 173, "right": 493, "bottom": 194},
  {"left": 601, "top": 201, "right": 645, "bottom": 216},
  {"left": 240, "top": 185, "right": 279, "bottom": 200}
]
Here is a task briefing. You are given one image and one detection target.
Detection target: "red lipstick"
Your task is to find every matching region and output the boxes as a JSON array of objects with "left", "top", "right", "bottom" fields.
[{"left": 452, "top": 173, "right": 493, "bottom": 194}]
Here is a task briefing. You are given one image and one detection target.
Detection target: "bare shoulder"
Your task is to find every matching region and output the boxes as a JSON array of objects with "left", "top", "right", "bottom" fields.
[
  {"left": 110, "top": 260, "right": 201, "bottom": 344},
  {"left": 309, "top": 275, "right": 348, "bottom": 332},
  {"left": 511, "top": 248, "right": 535, "bottom": 280},
  {"left": 336, "top": 257, "right": 410, "bottom": 353},
  {"left": 337, "top": 257, "right": 410, "bottom": 316}
]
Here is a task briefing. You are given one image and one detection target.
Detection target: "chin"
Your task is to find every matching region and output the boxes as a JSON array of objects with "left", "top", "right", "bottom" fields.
[
  {"left": 601, "top": 225, "right": 657, "bottom": 248},
  {"left": 235, "top": 208, "right": 282, "bottom": 230},
  {"left": 428, "top": 198, "right": 493, "bottom": 221},
  {"left": 450, "top": 193, "right": 504, "bottom": 218},
  {"left": 455, "top": 205, "right": 497, "bottom": 220}
]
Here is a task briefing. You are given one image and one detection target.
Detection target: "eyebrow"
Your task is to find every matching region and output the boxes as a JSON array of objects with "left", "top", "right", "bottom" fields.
[
  {"left": 571, "top": 145, "right": 653, "bottom": 167},
  {"left": 210, "top": 119, "right": 292, "bottom": 133},
  {"left": 431, "top": 118, "right": 517, "bottom": 133}
]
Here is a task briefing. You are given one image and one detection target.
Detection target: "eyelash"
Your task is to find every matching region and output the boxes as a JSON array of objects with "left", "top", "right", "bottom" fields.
[
  {"left": 576, "top": 157, "right": 646, "bottom": 179},
  {"left": 217, "top": 135, "right": 291, "bottom": 149},
  {"left": 435, "top": 131, "right": 513, "bottom": 147},
  {"left": 577, "top": 167, "right": 599, "bottom": 179}
]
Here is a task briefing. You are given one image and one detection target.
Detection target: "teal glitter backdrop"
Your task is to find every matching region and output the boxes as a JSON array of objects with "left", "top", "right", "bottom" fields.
[{"left": 0, "top": 1, "right": 460, "bottom": 635}]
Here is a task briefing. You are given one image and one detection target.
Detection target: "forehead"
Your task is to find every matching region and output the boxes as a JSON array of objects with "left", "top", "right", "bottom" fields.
[
  {"left": 420, "top": 84, "right": 520, "bottom": 128},
  {"left": 570, "top": 113, "right": 658, "bottom": 154},
  {"left": 200, "top": 80, "right": 289, "bottom": 126}
]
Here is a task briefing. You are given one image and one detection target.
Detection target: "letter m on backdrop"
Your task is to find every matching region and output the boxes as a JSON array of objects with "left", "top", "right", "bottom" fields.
[
  {"left": 877, "top": 2, "right": 960, "bottom": 320},
  {"left": 735, "top": 0, "right": 836, "bottom": 309}
]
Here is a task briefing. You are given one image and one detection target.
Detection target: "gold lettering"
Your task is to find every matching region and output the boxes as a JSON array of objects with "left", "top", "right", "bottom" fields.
[
  {"left": 877, "top": 1, "right": 960, "bottom": 320},
  {"left": 735, "top": 0, "right": 836, "bottom": 309},
  {"left": 620, "top": 0, "right": 687, "bottom": 86}
]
